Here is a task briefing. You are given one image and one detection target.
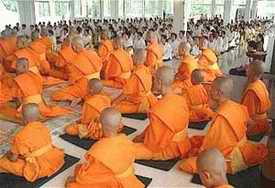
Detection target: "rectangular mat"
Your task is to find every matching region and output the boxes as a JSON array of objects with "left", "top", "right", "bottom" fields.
[
  {"left": 136, "top": 175, "right": 152, "bottom": 187},
  {"left": 122, "top": 113, "right": 148, "bottom": 120},
  {"left": 60, "top": 126, "right": 137, "bottom": 150},
  {"left": 188, "top": 121, "right": 209, "bottom": 130},
  {"left": 135, "top": 158, "right": 180, "bottom": 171},
  {"left": 191, "top": 165, "right": 260, "bottom": 188},
  {"left": 247, "top": 133, "right": 265, "bottom": 142},
  {"left": 0, "top": 154, "right": 80, "bottom": 188}
]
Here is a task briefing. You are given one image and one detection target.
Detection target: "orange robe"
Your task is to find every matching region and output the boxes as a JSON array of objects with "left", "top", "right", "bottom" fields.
[
  {"left": 0, "top": 121, "right": 64, "bottom": 182},
  {"left": 182, "top": 84, "right": 214, "bottom": 122},
  {"left": 179, "top": 100, "right": 268, "bottom": 175},
  {"left": 135, "top": 94, "right": 191, "bottom": 160},
  {"left": 52, "top": 49, "right": 102, "bottom": 101},
  {"left": 0, "top": 71, "right": 71, "bottom": 120},
  {"left": 145, "top": 42, "right": 163, "bottom": 74},
  {"left": 65, "top": 94, "right": 111, "bottom": 140},
  {"left": 0, "top": 64, "right": 13, "bottom": 105},
  {"left": 114, "top": 64, "right": 157, "bottom": 113},
  {"left": 215, "top": 185, "right": 234, "bottom": 188},
  {"left": 102, "top": 48, "right": 133, "bottom": 89},
  {"left": 241, "top": 80, "right": 272, "bottom": 134},
  {"left": 198, "top": 49, "right": 222, "bottom": 82},
  {"left": 0, "top": 36, "right": 17, "bottom": 65},
  {"left": 98, "top": 39, "right": 113, "bottom": 63},
  {"left": 172, "top": 55, "right": 198, "bottom": 92},
  {"left": 67, "top": 134, "right": 144, "bottom": 188}
]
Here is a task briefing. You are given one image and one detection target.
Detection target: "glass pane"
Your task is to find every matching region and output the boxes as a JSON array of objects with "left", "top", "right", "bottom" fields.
[
  {"left": 125, "top": 0, "right": 143, "bottom": 17},
  {"left": 54, "top": 1, "right": 70, "bottom": 18},
  {"left": 191, "top": 4, "right": 211, "bottom": 16},
  {"left": 103, "top": 0, "right": 111, "bottom": 17},
  {"left": 258, "top": 1, "right": 275, "bottom": 18},
  {"left": 87, "top": 0, "right": 101, "bottom": 18},
  {"left": 145, "top": 0, "right": 161, "bottom": 17},
  {"left": 0, "top": 0, "right": 19, "bottom": 30},
  {"left": 35, "top": 1, "right": 50, "bottom": 22}
]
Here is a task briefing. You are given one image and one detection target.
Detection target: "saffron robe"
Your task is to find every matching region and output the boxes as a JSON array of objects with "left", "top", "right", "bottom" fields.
[
  {"left": 66, "top": 134, "right": 144, "bottom": 188},
  {"left": 0, "top": 36, "right": 17, "bottom": 65},
  {"left": 145, "top": 42, "right": 163, "bottom": 74},
  {"left": 0, "top": 121, "right": 64, "bottom": 182},
  {"left": 135, "top": 94, "right": 191, "bottom": 160}
]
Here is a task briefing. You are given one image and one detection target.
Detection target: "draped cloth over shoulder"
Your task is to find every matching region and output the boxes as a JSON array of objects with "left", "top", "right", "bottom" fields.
[
  {"left": 0, "top": 121, "right": 64, "bottom": 182},
  {"left": 241, "top": 80, "right": 272, "bottom": 134},
  {"left": 145, "top": 42, "right": 163, "bottom": 74},
  {"left": 67, "top": 134, "right": 144, "bottom": 188},
  {"left": 179, "top": 100, "right": 268, "bottom": 174},
  {"left": 52, "top": 49, "right": 102, "bottom": 101},
  {"left": 135, "top": 94, "right": 191, "bottom": 160}
]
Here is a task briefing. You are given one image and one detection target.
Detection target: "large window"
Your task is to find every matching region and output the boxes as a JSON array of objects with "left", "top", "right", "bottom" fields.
[
  {"left": 125, "top": 0, "right": 144, "bottom": 17},
  {"left": 35, "top": 1, "right": 50, "bottom": 22},
  {"left": 87, "top": 0, "right": 101, "bottom": 18},
  {"left": 190, "top": 0, "right": 212, "bottom": 17},
  {"left": 54, "top": 0, "right": 71, "bottom": 18},
  {"left": 0, "top": 0, "right": 19, "bottom": 30},
  {"left": 258, "top": 0, "right": 275, "bottom": 18}
]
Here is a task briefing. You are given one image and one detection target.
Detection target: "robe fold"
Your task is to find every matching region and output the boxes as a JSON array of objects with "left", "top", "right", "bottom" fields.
[
  {"left": 0, "top": 36, "right": 17, "bottom": 65},
  {"left": 65, "top": 94, "right": 111, "bottom": 140},
  {"left": 102, "top": 48, "right": 133, "bottom": 89},
  {"left": 114, "top": 64, "right": 157, "bottom": 113},
  {"left": 182, "top": 84, "right": 214, "bottom": 122},
  {"left": 52, "top": 49, "right": 102, "bottom": 101},
  {"left": 145, "top": 42, "right": 163, "bottom": 73},
  {"left": 198, "top": 49, "right": 222, "bottom": 82},
  {"left": 179, "top": 100, "right": 268, "bottom": 175},
  {"left": 241, "top": 80, "right": 272, "bottom": 134},
  {"left": 67, "top": 134, "right": 144, "bottom": 188},
  {"left": 0, "top": 121, "right": 64, "bottom": 182},
  {"left": 135, "top": 94, "right": 191, "bottom": 160}
]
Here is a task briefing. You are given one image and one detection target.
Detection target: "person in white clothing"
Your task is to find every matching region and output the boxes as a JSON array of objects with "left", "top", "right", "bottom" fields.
[
  {"left": 133, "top": 32, "right": 146, "bottom": 51},
  {"left": 161, "top": 35, "right": 172, "bottom": 61}
]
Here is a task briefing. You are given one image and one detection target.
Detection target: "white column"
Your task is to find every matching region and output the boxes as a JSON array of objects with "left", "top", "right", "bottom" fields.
[
  {"left": 244, "top": 0, "right": 252, "bottom": 21},
  {"left": 100, "top": 0, "right": 104, "bottom": 19},
  {"left": 110, "top": 0, "right": 119, "bottom": 19},
  {"left": 173, "top": 0, "right": 190, "bottom": 33},
  {"left": 211, "top": 0, "right": 216, "bottom": 18},
  {"left": 223, "top": 0, "right": 233, "bottom": 24},
  {"left": 17, "top": 0, "right": 36, "bottom": 25},
  {"left": 251, "top": 0, "right": 258, "bottom": 20}
]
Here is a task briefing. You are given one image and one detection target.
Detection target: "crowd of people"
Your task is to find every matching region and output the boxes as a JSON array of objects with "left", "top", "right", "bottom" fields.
[{"left": 0, "top": 15, "right": 274, "bottom": 188}]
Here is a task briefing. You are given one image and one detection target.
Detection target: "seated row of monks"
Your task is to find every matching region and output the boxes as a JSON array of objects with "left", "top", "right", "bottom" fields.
[{"left": 0, "top": 30, "right": 273, "bottom": 188}]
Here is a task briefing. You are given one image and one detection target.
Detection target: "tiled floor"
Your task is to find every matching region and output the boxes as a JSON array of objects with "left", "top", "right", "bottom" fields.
[{"left": 0, "top": 48, "right": 273, "bottom": 187}]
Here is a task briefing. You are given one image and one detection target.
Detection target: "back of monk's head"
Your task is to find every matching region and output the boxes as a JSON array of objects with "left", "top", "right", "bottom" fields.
[
  {"left": 178, "top": 42, "right": 191, "bottom": 56},
  {"left": 156, "top": 66, "right": 175, "bottom": 87},
  {"left": 211, "top": 76, "right": 233, "bottom": 101},
  {"left": 16, "top": 35, "right": 29, "bottom": 49},
  {"left": 197, "top": 148, "right": 228, "bottom": 188},
  {"left": 247, "top": 60, "right": 264, "bottom": 81},
  {"left": 22, "top": 103, "right": 40, "bottom": 124},
  {"left": 191, "top": 69, "right": 205, "bottom": 85},
  {"left": 88, "top": 78, "right": 103, "bottom": 95},
  {"left": 113, "top": 36, "right": 123, "bottom": 49},
  {"left": 16, "top": 57, "right": 29, "bottom": 75},
  {"left": 100, "top": 107, "right": 122, "bottom": 137},
  {"left": 100, "top": 30, "right": 109, "bottom": 40},
  {"left": 71, "top": 36, "right": 84, "bottom": 53},
  {"left": 133, "top": 48, "right": 146, "bottom": 65}
]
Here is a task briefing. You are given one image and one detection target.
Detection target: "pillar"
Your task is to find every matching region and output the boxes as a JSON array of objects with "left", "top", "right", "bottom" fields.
[
  {"left": 211, "top": 0, "right": 216, "bottom": 18},
  {"left": 110, "top": 0, "right": 119, "bottom": 19},
  {"left": 223, "top": 0, "right": 233, "bottom": 24},
  {"left": 173, "top": 0, "right": 190, "bottom": 33},
  {"left": 244, "top": 0, "right": 252, "bottom": 21},
  {"left": 17, "top": 0, "right": 36, "bottom": 25}
]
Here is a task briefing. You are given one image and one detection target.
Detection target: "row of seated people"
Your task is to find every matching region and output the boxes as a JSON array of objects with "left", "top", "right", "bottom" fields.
[{"left": 0, "top": 29, "right": 273, "bottom": 187}]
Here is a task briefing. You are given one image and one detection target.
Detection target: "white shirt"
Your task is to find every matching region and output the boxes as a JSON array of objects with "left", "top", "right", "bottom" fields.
[
  {"left": 170, "top": 39, "right": 179, "bottom": 58},
  {"left": 163, "top": 42, "right": 172, "bottom": 60},
  {"left": 133, "top": 38, "right": 146, "bottom": 50}
]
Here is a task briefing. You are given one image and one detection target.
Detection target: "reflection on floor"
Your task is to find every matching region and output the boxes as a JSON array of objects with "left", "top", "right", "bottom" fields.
[{"left": 0, "top": 48, "right": 273, "bottom": 187}]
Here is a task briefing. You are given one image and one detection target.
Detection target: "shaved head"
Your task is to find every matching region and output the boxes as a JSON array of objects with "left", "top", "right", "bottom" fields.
[
  {"left": 22, "top": 103, "right": 40, "bottom": 123},
  {"left": 113, "top": 36, "right": 123, "bottom": 49},
  {"left": 146, "top": 31, "right": 158, "bottom": 43},
  {"left": 16, "top": 58, "right": 29, "bottom": 75},
  {"left": 100, "top": 30, "right": 109, "bottom": 40},
  {"left": 16, "top": 35, "right": 29, "bottom": 49},
  {"left": 212, "top": 76, "right": 233, "bottom": 98},
  {"left": 197, "top": 148, "right": 226, "bottom": 174},
  {"left": 156, "top": 66, "right": 175, "bottom": 87},
  {"left": 191, "top": 69, "right": 205, "bottom": 85},
  {"left": 133, "top": 49, "right": 146, "bottom": 65},
  {"left": 178, "top": 42, "right": 191, "bottom": 56},
  {"left": 88, "top": 78, "right": 103, "bottom": 95},
  {"left": 100, "top": 107, "right": 122, "bottom": 136},
  {"left": 247, "top": 60, "right": 265, "bottom": 79},
  {"left": 71, "top": 36, "right": 84, "bottom": 52}
]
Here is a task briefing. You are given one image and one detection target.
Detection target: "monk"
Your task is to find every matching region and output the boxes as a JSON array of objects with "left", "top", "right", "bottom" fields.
[
  {"left": 241, "top": 60, "right": 272, "bottom": 135},
  {"left": 98, "top": 30, "right": 113, "bottom": 66},
  {"left": 172, "top": 42, "right": 198, "bottom": 93},
  {"left": 179, "top": 77, "right": 268, "bottom": 175},
  {"left": 134, "top": 66, "right": 191, "bottom": 160},
  {"left": 182, "top": 69, "right": 214, "bottom": 122},
  {"left": 0, "top": 31, "right": 17, "bottom": 64},
  {"left": 66, "top": 107, "right": 144, "bottom": 188},
  {"left": 113, "top": 49, "right": 157, "bottom": 113},
  {"left": 145, "top": 31, "right": 163, "bottom": 73},
  {"left": 65, "top": 78, "right": 112, "bottom": 140},
  {"left": 0, "top": 103, "right": 64, "bottom": 182},
  {"left": 52, "top": 36, "right": 102, "bottom": 102},
  {"left": 0, "top": 58, "right": 71, "bottom": 121},
  {"left": 198, "top": 37, "right": 222, "bottom": 82},
  {"left": 197, "top": 149, "right": 233, "bottom": 188},
  {"left": 102, "top": 36, "right": 133, "bottom": 89}
]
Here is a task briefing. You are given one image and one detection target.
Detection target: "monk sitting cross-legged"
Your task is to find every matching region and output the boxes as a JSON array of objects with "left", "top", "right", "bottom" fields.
[
  {"left": 172, "top": 42, "right": 198, "bottom": 94},
  {"left": 102, "top": 36, "right": 133, "bottom": 89},
  {"left": 52, "top": 36, "right": 102, "bottom": 103},
  {"left": 179, "top": 77, "right": 268, "bottom": 175},
  {"left": 0, "top": 58, "right": 72, "bottom": 121},
  {"left": 133, "top": 66, "right": 191, "bottom": 160},
  {"left": 65, "top": 107, "right": 144, "bottom": 188},
  {"left": 182, "top": 69, "right": 214, "bottom": 122},
  {"left": 197, "top": 149, "right": 233, "bottom": 188},
  {"left": 113, "top": 49, "right": 157, "bottom": 113},
  {"left": 198, "top": 37, "right": 222, "bottom": 82},
  {"left": 241, "top": 60, "right": 272, "bottom": 135},
  {"left": 65, "top": 78, "right": 112, "bottom": 140},
  {"left": 0, "top": 103, "right": 65, "bottom": 182},
  {"left": 0, "top": 31, "right": 17, "bottom": 64}
]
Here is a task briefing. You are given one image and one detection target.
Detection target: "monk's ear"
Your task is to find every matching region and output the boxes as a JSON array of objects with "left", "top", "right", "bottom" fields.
[{"left": 201, "top": 170, "right": 211, "bottom": 180}]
